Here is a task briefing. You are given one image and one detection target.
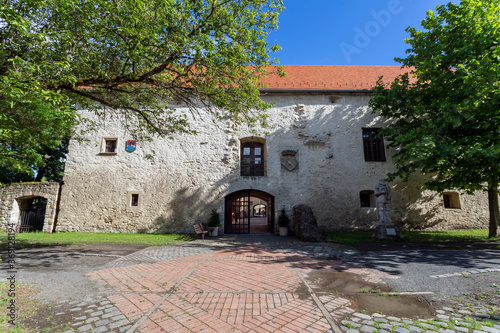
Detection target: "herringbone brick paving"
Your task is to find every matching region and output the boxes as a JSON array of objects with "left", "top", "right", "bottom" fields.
[
  {"left": 88, "top": 243, "right": 354, "bottom": 332},
  {"left": 64, "top": 236, "right": 500, "bottom": 332}
]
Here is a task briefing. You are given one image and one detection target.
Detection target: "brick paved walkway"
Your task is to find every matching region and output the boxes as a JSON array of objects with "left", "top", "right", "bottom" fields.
[
  {"left": 58, "top": 236, "right": 500, "bottom": 333},
  {"left": 85, "top": 244, "right": 360, "bottom": 333}
]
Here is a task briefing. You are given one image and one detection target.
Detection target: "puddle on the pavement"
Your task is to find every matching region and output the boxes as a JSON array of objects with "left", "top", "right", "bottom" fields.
[{"left": 302, "top": 269, "right": 435, "bottom": 318}]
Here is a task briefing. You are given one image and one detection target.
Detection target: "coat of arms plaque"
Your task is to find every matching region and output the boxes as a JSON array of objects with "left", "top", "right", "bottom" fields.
[
  {"left": 280, "top": 150, "right": 298, "bottom": 171},
  {"left": 126, "top": 140, "right": 137, "bottom": 152}
]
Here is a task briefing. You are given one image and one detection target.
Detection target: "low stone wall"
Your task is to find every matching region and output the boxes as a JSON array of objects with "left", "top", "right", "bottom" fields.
[{"left": 0, "top": 182, "right": 60, "bottom": 233}]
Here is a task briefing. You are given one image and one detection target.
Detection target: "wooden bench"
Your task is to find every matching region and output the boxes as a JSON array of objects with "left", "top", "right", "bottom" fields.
[{"left": 193, "top": 223, "right": 209, "bottom": 240}]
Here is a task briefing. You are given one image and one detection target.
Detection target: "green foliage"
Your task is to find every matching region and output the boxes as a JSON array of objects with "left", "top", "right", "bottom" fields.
[
  {"left": 1, "top": 0, "right": 283, "bottom": 176},
  {"left": 207, "top": 209, "right": 221, "bottom": 227},
  {"left": 0, "top": 231, "right": 194, "bottom": 249},
  {"left": 402, "top": 229, "right": 496, "bottom": 243},
  {"left": 33, "top": 138, "right": 70, "bottom": 182},
  {"left": 0, "top": 162, "right": 34, "bottom": 184},
  {"left": 0, "top": 95, "right": 76, "bottom": 178},
  {"left": 369, "top": 0, "right": 500, "bottom": 237},
  {"left": 0, "top": 138, "right": 69, "bottom": 184},
  {"left": 1, "top": 0, "right": 283, "bottom": 141},
  {"left": 277, "top": 208, "right": 290, "bottom": 228}
]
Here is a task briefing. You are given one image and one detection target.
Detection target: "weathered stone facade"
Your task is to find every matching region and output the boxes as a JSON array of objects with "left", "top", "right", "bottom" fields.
[
  {"left": 0, "top": 182, "right": 60, "bottom": 233},
  {"left": 56, "top": 89, "right": 493, "bottom": 234}
]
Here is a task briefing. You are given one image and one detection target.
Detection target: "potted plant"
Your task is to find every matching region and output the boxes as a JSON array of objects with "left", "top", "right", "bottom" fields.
[
  {"left": 207, "top": 209, "right": 221, "bottom": 236},
  {"left": 278, "top": 208, "right": 290, "bottom": 236}
]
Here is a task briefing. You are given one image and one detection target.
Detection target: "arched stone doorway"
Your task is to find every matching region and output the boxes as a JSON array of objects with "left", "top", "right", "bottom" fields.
[
  {"left": 1, "top": 182, "right": 60, "bottom": 233},
  {"left": 225, "top": 190, "right": 275, "bottom": 234}
]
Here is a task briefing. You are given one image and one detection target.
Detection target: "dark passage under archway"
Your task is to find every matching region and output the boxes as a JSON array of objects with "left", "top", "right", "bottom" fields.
[
  {"left": 225, "top": 190, "right": 274, "bottom": 234},
  {"left": 18, "top": 197, "right": 47, "bottom": 232}
]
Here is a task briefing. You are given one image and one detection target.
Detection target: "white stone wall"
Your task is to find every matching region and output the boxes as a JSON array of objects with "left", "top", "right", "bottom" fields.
[{"left": 56, "top": 92, "right": 491, "bottom": 233}]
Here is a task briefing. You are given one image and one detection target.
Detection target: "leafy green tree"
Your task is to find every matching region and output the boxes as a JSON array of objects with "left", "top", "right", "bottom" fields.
[
  {"left": 0, "top": 163, "right": 34, "bottom": 184},
  {"left": 0, "top": 138, "right": 69, "bottom": 184},
  {"left": 369, "top": 0, "right": 500, "bottom": 237},
  {"left": 1, "top": 0, "right": 283, "bottom": 178},
  {"left": 34, "top": 138, "right": 70, "bottom": 182}
]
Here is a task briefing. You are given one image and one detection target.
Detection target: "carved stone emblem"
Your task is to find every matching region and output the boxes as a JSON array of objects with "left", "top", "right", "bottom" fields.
[{"left": 280, "top": 150, "right": 298, "bottom": 171}]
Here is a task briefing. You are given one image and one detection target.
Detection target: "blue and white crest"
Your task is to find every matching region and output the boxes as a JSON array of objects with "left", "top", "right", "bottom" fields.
[{"left": 126, "top": 140, "right": 136, "bottom": 152}]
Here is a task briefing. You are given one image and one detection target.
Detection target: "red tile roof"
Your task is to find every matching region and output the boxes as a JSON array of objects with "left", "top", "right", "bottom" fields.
[{"left": 260, "top": 65, "right": 412, "bottom": 90}]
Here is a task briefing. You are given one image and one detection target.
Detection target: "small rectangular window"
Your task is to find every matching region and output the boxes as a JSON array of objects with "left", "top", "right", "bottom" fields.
[
  {"left": 443, "top": 194, "right": 451, "bottom": 208},
  {"left": 127, "top": 191, "right": 142, "bottom": 210},
  {"left": 360, "top": 193, "right": 371, "bottom": 207},
  {"left": 243, "top": 147, "right": 251, "bottom": 155},
  {"left": 360, "top": 190, "right": 375, "bottom": 208},
  {"left": 255, "top": 147, "right": 262, "bottom": 155},
  {"left": 443, "top": 192, "right": 461, "bottom": 209},
  {"left": 101, "top": 137, "right": 118, "bottom": 154},
  {"left": 131, "top": 194, "right": 139, "bottom": 207},
  {"left": 105, "top": 140, "right": 117, "bottom": 153}
]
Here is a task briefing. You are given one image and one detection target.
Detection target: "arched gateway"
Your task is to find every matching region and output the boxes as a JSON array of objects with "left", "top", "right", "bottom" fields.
[
  {"left": 224, "top": 190, "right": 275, "bottom": 234},
  {"left": 0, "top": 182, "right": 60, "bottom": 233}
]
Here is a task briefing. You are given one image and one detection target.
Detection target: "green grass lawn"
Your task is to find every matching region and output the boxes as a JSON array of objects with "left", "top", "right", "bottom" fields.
[
  {"left": 1, "top": 229, "right": 498, "bottom": 249},
  {"left": 0, "top": 231, "right": 195, "bottom": 249},
  {"left": 324, "top": 229, "right": 499, "bottom": 244}
]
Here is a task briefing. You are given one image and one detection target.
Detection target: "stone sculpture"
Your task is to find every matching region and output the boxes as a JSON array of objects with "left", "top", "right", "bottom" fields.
[
  {"left": 374, "top": 179, "right": 392, "bottom": 224},
  {"left": 373, "top": 179, "right": 401, "bottom": 239}
]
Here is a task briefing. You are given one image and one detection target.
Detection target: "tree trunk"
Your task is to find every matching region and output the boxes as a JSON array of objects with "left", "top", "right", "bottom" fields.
[
  {"left": 35, "top": 168, "right": 45, "bottom": 182},
  {"left": 487, "top": 187, "right": 499, "bottom": 238}
]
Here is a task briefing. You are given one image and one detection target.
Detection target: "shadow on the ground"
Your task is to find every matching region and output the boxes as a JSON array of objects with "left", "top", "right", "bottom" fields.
[
  {"left": 349, "top": 240, "right": 500, "bottom": 251},
  {"left": 195, "top": 237, "right": 500, "bottom": 282},
  {"left": 0, "top": 242, "right": 148, "bottom": 270},
  {"left": 342, "top": 248, "right": 500, "bottom": 277},
  {"left": 0, "top": 239, "right": 72, "bottom": 251},
  {"left": 4, "top": 233, "right": 499, "bottom": 278}
]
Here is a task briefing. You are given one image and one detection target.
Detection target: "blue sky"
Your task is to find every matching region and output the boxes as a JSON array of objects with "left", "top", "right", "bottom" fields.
[{"left": 269, "top": 0, "right": 458, "bottom": 66}]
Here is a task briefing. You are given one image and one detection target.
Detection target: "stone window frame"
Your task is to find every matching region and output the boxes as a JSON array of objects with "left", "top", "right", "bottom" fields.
[
  {"left": 239, "top": 137, "right": 266, "bottom": 177},
  {"left": 362, "top": 128, "right": 386, "bottom": 162},
  {"left": 359, "top": 190, "right": 375, "bottom": 208},
  {"left": 443, "top": 192, "right": 461, "bottom": 209},
  {"left": 127, "top": 191, "right": 143, "bottom": 210},
  {"left": 100, "top": 137, "right": 119, "bottom": 155}
]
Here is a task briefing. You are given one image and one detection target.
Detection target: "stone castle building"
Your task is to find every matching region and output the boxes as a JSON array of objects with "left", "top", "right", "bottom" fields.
[{"left": 3, "top": 66, "right": 491, "bottom": 234}]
